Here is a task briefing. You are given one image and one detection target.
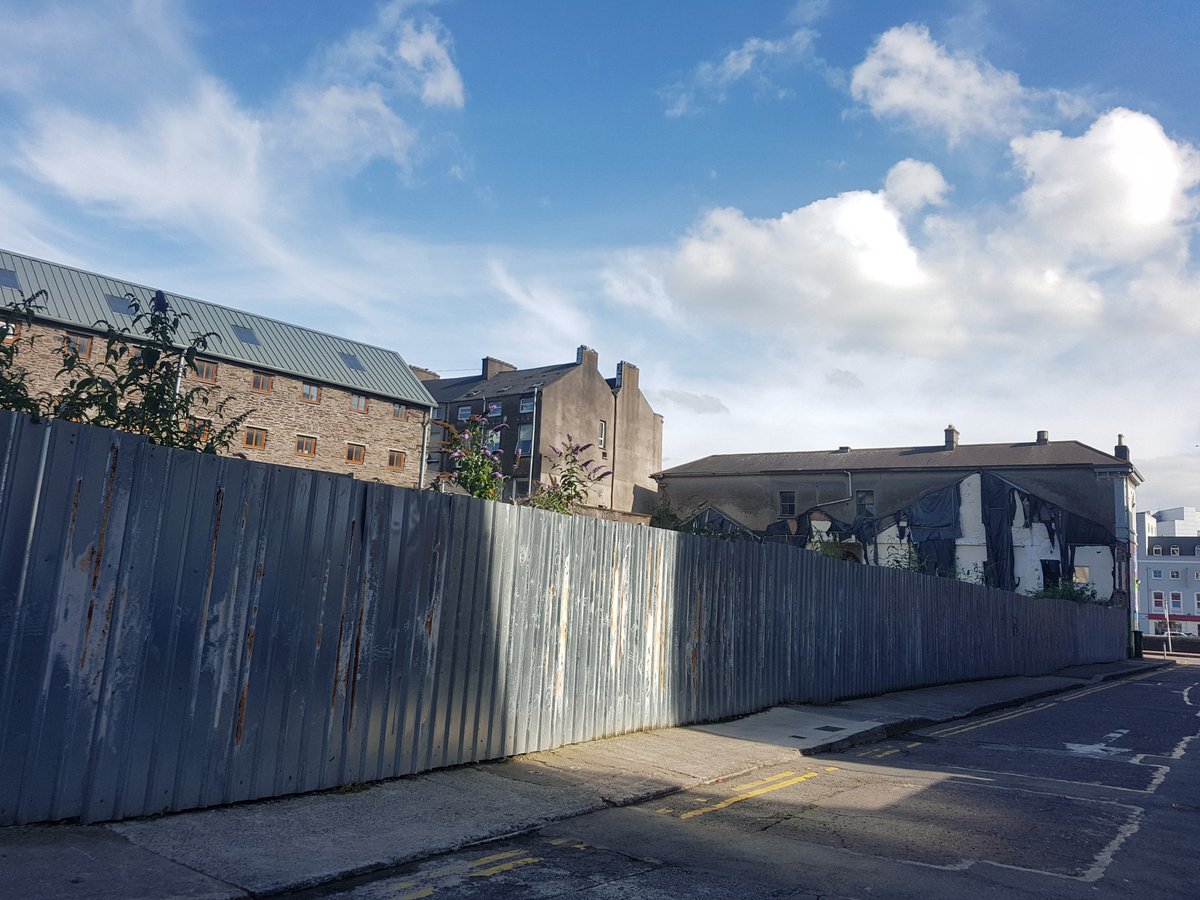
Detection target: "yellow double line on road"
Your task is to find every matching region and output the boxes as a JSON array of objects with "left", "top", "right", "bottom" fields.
[
  {"left": 680, "top": 767, "right": 838, "bottom": 820},
  {"left": 929, "top": 670, "right": 1160, "bottom": 738}
]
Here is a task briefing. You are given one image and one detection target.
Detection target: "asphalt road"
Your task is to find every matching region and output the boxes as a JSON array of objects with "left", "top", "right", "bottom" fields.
[{"left": 295, "top": 661, "right": 1200, "bottom": 899}]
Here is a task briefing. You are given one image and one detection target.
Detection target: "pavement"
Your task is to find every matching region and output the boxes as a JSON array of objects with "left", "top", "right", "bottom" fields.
[{"left": 0, "top": 657, "right": 1169, "bottom": 899}]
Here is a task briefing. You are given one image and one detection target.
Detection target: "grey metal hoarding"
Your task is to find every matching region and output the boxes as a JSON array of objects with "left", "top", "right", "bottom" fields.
[{"left": 0, "top": 412, "right": 1127, "bottom": 825}]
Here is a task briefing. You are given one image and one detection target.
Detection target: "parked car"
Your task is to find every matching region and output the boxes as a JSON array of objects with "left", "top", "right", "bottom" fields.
[{"left": 1162, "top": 630, "right": 1189, "bottom": 638}]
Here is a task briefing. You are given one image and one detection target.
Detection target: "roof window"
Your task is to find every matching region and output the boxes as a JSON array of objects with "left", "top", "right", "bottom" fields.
[
  {"left": 105, "top": 294, "right": 135, "bottom": 316},
  {"left": 340, "top": 352, "right": 366, "bottom": 372},
  {"left": 0, "top": 268, "right": 20, "bottom": 290},
  {"left": 232, "top": 325, "right": 261, "bottom": 346}
]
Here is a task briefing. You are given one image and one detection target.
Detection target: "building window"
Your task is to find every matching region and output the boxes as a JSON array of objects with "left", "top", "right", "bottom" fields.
[
  {"left": 351, "top": 394, "right": 369, "bottom": 413},
  {"left": 487, "top": 401, "right": 502, "bottom": 418},
  {"left": 387, "top": 449, "right": 406, "bottom": 470},
  {"left": 0, "top": 267, "right": 21, "bottom": 290},
  {"left": 1152, "top": 569, "right": 1163, "bottom": 579},
  {"left": 251, "top": 371, "right": 273, "bottom": 393},
  {"left": 779, "top": 491, "right": 796, "bottom": 517},
  {"left": 598, "top": 419, "right": 607, "bottom": 449},
  {"left": 392, "top": 402, "right": 406, "bottom": 419},
  {"left": 232, "top": 325, "right": 260, "bottom": 345},
  {"left": 487, "top": 428, "right": 501, "bottom": 451},
  {"left": 340, "top": 352, "right": 365, "bottom": 372},
  {"left": 517, "top": 423, "right": 533, "bottom": 454},
  {"left": 1152, "top": 546, "right": 1162, "bottom": 556},
  {"left": 1194, "top": 592, "right": 1200, "bottom": 610},
  {"left": 346, "top": 443, "right": 366, "bottom": 465},
  {"left": 302, "top": 383, "right": 321, "bottom": 403},
  {"left": 457, "top": 405, "right": 471, "bottom": 421},
  {"left": 194, "top": 359, "right": 217, "bottom": 383},
  {"left": 1170, "top": 591, "right": 1182, "bottom": 609},
  {"left": 189, "top": 418, "right": 211, "bottom": 443},
  {"left": 2, "top": 322, "right": 22, "bottom": 345},
  {"left": 520, "top": 396, "right": 535, "bottom": 414},
  {"left": 856, "top": 490, "right": 875, "bottom": 517},
  {"left": 65, "top": 332, "right": 93, "bottom": 359},
  {"left": 1072, "top": 566, "right": 1090, "bottom": 584},
  {"left": 1152, "top": 591, "right": 1164, "bottom": 608},
  {"left": 1171, "top": 570, "right": 1181, "bottom": 580},
  {"left": 1170, "top": 546, "right": 1180, "bottom": 556},
  {"left": 244, "top": 426, "right": 267, "bottom": 449},
  {"left": 295, "top": 435, "right": 317, "bottom": 457}
]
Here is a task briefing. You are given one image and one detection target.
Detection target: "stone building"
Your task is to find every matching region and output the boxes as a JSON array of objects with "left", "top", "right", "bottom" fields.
[
  {"left": 0, "top": 248, "right": 434, "bottom": 487},
  {"left": 655, "top": 427, "right": 1141, "bottom": 604},
  {"left": 416, "top": 346, "right": 663, "bottom": 516}
]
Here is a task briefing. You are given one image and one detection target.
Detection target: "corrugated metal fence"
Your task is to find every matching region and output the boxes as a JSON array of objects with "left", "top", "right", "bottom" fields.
[{"left": 0, "top": 412, "right": 1127, "bottom": 825}]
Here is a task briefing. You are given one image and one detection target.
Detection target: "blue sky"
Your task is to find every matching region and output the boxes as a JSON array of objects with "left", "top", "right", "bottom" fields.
[{"left": 2, "top": 0, "right": 1198, "bottom": 511}]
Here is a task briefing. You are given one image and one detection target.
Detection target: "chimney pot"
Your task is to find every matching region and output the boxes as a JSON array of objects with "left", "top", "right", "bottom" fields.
[
  {"left": 1115, "top": 433, "right": 1130, "bottom": 461},
  {"left": 1036, "top": 430, "right": 1049, "bottom": 445},
  {"left": 944, "top": 425, "right": 959, "bottom": 450}
]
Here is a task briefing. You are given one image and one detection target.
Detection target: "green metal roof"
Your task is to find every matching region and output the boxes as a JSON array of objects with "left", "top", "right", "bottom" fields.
[{"left": 0, "top": 249, "right": 434, "bottom": 408}]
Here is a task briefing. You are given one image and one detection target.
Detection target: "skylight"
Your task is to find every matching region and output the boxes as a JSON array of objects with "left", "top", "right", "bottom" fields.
[
  {"left": 340, "top": 352, "right": 366, "bottom": 372},
  {"left": 232, "top": 325, "right": 261, "bottom": 346},
  {"left": 105, "top": 294, "right": 135, "bottom": 316},
  {"left": 0, "top": 268, "right": 20, "bottom": 290}
]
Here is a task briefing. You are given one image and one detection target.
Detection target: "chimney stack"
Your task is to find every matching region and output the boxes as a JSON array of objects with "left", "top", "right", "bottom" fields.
[
  {"left": 1114, "top": 434, "right": 1130, "bottom": 461},
  {"left": 615, "top": 360, "right": 639, "bottom": 393},
  {"left": 575, "top": 345, "right": 599, "bottom": 370},
  {"left": 944, "top": 425, "right": 959, "bottom": 450},
  {"left": 837, "top": 445, "right": 851, "bottom": 453},
  {"left": 1036, "top": 430, "right": 1049, "bottom": 445},
  {"left": 482, "top": 356, "right": 516, "bottom": 379}
]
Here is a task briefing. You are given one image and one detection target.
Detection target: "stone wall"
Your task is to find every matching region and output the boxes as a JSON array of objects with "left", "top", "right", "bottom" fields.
[{"left": 6, "top": 320, "right": 428, "bottom": 488}]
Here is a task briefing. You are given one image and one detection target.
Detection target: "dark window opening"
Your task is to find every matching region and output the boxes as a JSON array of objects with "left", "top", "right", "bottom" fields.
[
  {"left": 232, "top": 325, "right": 260, "bottom": 345},
  {"left": 779, "top": 491, "right": 796, "bottom": 518},
  {"left": 340, "top": 352, "right": 366, "bottom": 372},
  {"left": 0, "top": 268, "right": 20, "bottom": 290}
]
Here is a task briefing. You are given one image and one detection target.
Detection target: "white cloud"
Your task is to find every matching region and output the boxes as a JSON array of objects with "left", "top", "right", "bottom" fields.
[
  {"left": 658, "top": 190, "right": 949, "bottom": 353},
  {"left": 277, "top": 84, "right": 417, "bottom": 172},
  {"left": 1012, "top": 108, "right": 1200, "bottom": 265},
  {"left": 884, "top": 159, "right": 950, "bottom": 214},
  {"left": 664, "top": 29, "right": 815, "bottom": 117},
  {"left": 850, "top": 23, "right": 1027, "bottom": 144},
  {"left": 20, "top": 80, "right": 265, "bottom": 228},
  {"left": 321, "top": 4, "right": 464, "bottom": 110}
]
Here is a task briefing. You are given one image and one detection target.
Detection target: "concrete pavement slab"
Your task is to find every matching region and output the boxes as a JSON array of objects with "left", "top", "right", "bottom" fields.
[
  {"left": 692, "top": 706, "right": 889, "bottom": 752},
  {"left": 0, "top": 825, "right": 241, "bottom": 900},
  {"left": 108, "top": 766, "right": 602, "bottom": 896}
]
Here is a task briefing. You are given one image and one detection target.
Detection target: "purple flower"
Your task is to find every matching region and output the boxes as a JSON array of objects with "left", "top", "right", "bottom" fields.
[{"left": 151, "top": 290, "right": 169, "bottom": 314}]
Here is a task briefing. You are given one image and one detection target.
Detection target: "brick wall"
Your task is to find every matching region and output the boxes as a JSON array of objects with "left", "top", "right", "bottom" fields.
[{"left": 8, "top": 321, "right": 428, "bottom": 488}]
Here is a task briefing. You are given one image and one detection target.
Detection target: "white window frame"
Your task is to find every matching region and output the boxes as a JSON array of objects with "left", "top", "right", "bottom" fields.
[
  {"left": 1151, "top": 546, "right": 1162, "bottom": 556},
  {"left": 519, "top": 396, "right": 535, "bottom": 414},
  {"left": 457, "top": 405, "right": 472, "bottom": 421},
  {"left": 1171, "top": 570, "right": 1181, "bottom": 580}
]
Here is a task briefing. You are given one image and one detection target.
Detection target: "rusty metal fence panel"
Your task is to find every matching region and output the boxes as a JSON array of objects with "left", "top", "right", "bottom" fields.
[{"left": 0, "top": 412, "right": 1128, "bottom": 825}]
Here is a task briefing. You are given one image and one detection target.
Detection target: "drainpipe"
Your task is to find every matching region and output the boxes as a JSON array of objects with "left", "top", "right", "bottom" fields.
[
  {"left": 418, "top": 409, "right": 430, "bottom": 489},
  {"left": 527, "top": 384, "right": 541, "bottom": 497},
  {"left": 609, "top": 385, "right": 617, "bottom": 510}
]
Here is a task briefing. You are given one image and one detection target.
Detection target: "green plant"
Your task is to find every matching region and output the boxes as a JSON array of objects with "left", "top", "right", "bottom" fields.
[
  {"left": 51, "top": 291, "right": 249, "bottom": 452},
  {"left": 438, "top": 414, "right": 507, "bottom": 500},
  {"left": 884, "top": 544, "right": 925, "bottom": 572},
  {"left": 1026, "top": 580, "right": 1104, "bottom": 604},
  {"left": 0, "top": 288, "right": 47, "bottom": 417},
  {"left": 523, "top": 435, "right": 611, "bottom": 514}
]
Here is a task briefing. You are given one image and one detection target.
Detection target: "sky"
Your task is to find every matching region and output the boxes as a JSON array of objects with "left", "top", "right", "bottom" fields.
[{"left": 1, "top": 0, "right": 1198, "bottom": 512}]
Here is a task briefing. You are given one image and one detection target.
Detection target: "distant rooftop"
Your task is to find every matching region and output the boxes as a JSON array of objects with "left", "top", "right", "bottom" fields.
[{"left": 0, "top": 248, "right": 435, "bottom": 408}]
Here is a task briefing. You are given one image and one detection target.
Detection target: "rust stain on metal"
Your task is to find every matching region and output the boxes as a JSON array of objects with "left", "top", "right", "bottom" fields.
[
  {"left": 347, "top": 602, "right": 366, "bottom": 731},
  {"left": 235, "top": 626, "right": 256, "bottom": 745},
  {"left": 234, "top": 683, "right": 249, "bottom": 745},
  {"left": 67, "top": 479, "right": 82, "bottom": 542},
  {"left": 255, "top": 564, "right": 264, "bottom": 581},
  {"left": 90, "top": 447, "right": 121, "bottom": 591},
  {"left": 80, "top": 599, "right": 96, "bottom": 669},
  {"left": 424, "top": 603, "right": 435, "bottom": 637},
  {"left": 203, "top": 489, "right": 225, "bottom": 601},
  {"left": 315, "top": 624, "right": 323, "bottom": 650}
]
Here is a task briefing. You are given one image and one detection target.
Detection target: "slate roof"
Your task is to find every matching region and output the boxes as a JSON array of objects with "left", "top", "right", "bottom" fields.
[
  {"left": 1145, "top": 536, "right": 1200, "bottom": 555},
  {"left": 0, "top": 248, "right": 435, "bottom": 408},
  {"left": 657, "top": 440, "right": 1138, "bottom": 478},
  {"left": 423, "top": 362, "right": 576, "bottom": 404}
]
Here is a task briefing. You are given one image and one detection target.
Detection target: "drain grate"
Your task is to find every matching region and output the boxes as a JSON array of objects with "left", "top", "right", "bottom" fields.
[{"left": 814, "top": 725, "right": 845, "bottom": 733}]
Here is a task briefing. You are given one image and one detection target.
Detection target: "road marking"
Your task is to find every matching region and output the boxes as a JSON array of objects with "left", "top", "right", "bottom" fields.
[
  {"left": 397, "top": 888, "right": 433, "bottom": 899},
  {"left": 469, "top": 850, "right": 527, "bottom": 867},
  {"left": 734, "top": 770, "right": 798, "bottom": 790},
  {"left": 680, "top": 772, "right": 819, "bottom": 819},
  {"left": 906, "top": 742, "right": 921, "bottom": 748},
  {"left": 470, "top": 856, "right": 543, "bottom": 877},
  {"left": 931, "top": 702, "right": 1056, "bottom": 737}
]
